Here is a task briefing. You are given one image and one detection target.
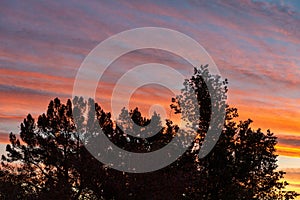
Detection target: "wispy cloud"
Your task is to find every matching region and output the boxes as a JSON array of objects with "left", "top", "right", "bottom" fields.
[{"left": 0, "top": 0, "right": 299, "bottom": 165}]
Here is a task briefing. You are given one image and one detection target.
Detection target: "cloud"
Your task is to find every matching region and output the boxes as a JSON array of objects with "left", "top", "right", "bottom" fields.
[
  {"left": 0, "top": 132, "right": 9, "bottom": 144},
  {"left": 0, "top": 0, "right": 299, "bottom": 164},
  {"left": 279, "top": 135, "right": 300, "bottom": 147}
]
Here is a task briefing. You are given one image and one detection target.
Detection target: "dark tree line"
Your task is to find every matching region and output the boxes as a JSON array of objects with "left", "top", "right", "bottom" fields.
[{"left": 0, "top": 65, "right": 298, "bottom": 199}]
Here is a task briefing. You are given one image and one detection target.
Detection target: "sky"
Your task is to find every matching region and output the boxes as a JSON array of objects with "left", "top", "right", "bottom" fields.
[{"left": 0, "top": 0, "right": 299, "bottom": 195}]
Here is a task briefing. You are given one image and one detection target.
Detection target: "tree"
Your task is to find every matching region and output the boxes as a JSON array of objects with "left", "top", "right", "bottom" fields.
[
  {"left": 0, "top": 98, "right": 102, "bottom": 199},
  {"left": 170, "top": 65, "right": 299, "bottom": 200}
]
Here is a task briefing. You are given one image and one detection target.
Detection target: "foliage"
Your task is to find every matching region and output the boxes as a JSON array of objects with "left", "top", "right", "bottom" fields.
[{"left": 0, "top": 65, "right": 298, "bottom": 199}]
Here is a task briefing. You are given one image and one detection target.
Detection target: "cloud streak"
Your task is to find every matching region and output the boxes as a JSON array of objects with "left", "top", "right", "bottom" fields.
[{"left": 0, "top": 0, "right": 299, "bottom": 178}]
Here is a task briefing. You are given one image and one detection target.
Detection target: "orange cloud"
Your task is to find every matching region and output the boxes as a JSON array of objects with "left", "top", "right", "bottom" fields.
[
  {"left": 0, "top": 0, "right": 299, "bottom": 180},
  {"left": 0, "top": 132, "right": 9, "bottom": 144}
]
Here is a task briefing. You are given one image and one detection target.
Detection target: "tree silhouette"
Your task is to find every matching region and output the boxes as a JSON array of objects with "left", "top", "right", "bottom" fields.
[
  {"left": 1, "top": 98, "right": 86, "bottom": 199},
  {"left": 168, "top": 65, "right": 298, "bottom": 200},
  {"left": 0, "top": 65, "right": 298, "bottom": 199}
]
